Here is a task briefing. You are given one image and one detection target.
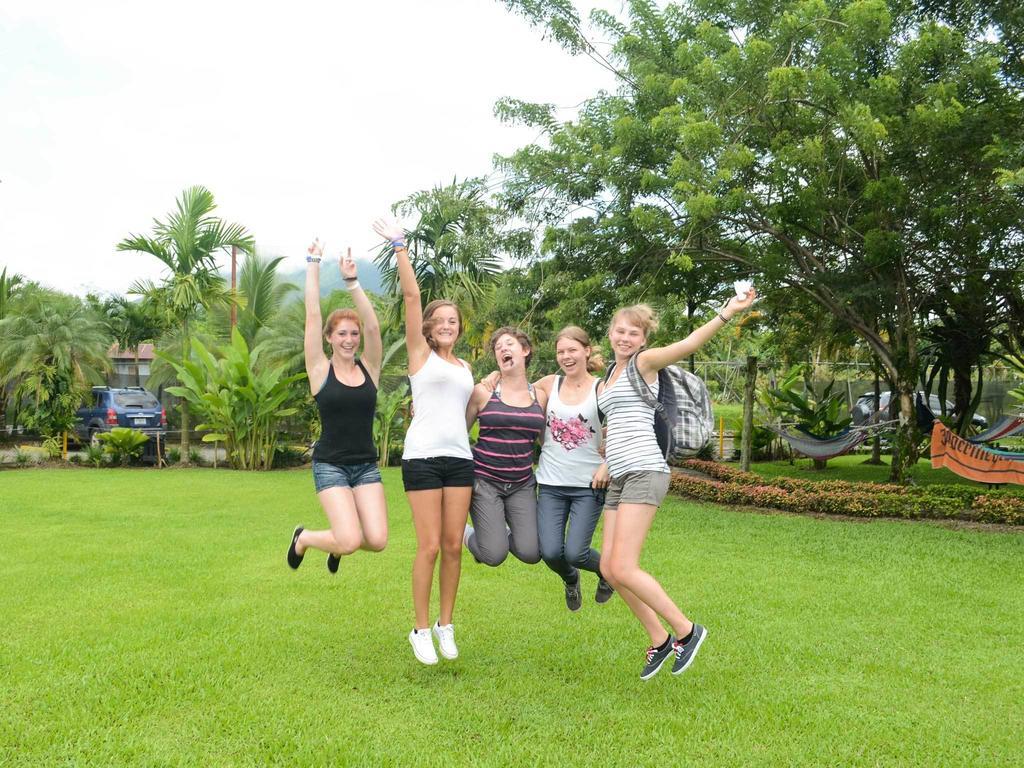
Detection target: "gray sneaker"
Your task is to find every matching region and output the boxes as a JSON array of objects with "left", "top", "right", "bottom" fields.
[
  {"left": 564, "top": 579, "right": 582, "bottom": 612},
  {"left": 640, "top": 637, "right": 675, "bottom": 681},
  {"left": 595, "top": 577, "right": 615, "bottom": 604},
  {"left": 671, "top": 624, "right": 707, "bottom": 675}
]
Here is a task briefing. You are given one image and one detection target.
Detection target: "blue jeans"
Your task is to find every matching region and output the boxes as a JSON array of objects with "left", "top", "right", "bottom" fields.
[{"left": 537, "top": 484, "right": 604, "bottom": 584}]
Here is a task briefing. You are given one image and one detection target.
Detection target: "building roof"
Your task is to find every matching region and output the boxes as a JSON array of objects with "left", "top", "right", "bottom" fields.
[{"left": 108, "top": 343, "right": 156, "bottom": 361}]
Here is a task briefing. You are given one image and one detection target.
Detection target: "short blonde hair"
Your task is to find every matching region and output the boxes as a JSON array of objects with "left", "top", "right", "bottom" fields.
[
  {"left": 609, "top": 304, "right": 659, "bottom": 337},
  {"left": 555, "top": 325, "right": 604, "bottom": 373}
]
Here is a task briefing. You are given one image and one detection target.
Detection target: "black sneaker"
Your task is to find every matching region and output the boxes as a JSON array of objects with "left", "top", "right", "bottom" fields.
[
  {"left": 564, "top": 579, "right": 582, "bottom": 612},
  {"left": 327, "top": 553, "right": 340, "bottom": 574},
  {"left": 595, "top": 577, "right": 615, "bottom": 604},
  {"left": 640, "top": 636, "right": 675, "bottom": 681},
  {"left": 287, "top": 526, "right": 304, "bottom": 570},
  {"left": 671, "top": 624, "right": 707, "bottom": 675}
]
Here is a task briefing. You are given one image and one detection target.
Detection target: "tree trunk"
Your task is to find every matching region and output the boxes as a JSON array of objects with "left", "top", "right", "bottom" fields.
[
  {"left": 180, "top": 316, "right": 191, "bottom": 465},
  {"left": 888, "top": 382, "right": 921, "bottom": 484},
  {"left": 812, "top": 458, "right": 828, "bottom": 471},
  {"left": 740, "top": 355, "right": 757, "bottom": 472},
  {"left": 864, "top": 369, "right": 884, "bottom": 465}
]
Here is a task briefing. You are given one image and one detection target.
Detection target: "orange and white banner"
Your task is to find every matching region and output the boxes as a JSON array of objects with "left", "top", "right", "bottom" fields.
[{"left": 931, "top": 421, "right": 1024, "bottom": 485}]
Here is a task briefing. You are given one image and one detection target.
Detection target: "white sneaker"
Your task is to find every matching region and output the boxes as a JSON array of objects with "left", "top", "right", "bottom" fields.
[
  {"left": 432, "top": 621, "right": 458, "bottom": 660},
  {"left": 408, "top": 627, "right": 438, "bottom": 665}
]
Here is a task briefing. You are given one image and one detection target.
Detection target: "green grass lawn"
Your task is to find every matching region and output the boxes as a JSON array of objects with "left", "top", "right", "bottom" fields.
[
  {"left": 2, "top": 468, "right": 1022, "bottom": 766},
  {"left": 712, "top": 402, "right": 744, "bottom": 427},
  {"left": 749, "top": 454, "right": 1000, "bottom": 487}
]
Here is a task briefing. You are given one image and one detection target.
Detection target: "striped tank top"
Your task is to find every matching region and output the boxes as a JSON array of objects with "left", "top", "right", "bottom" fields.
[
  {"left": 473, "top": 387, "right": 545, "bottom": 484},
  {"left": 597, "top": 368, "right": 669, "bottom": 477}
]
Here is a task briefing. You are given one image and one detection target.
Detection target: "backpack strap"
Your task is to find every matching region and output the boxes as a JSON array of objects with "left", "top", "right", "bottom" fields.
[{"left": 625, "top": 354, "right": 664, "bottom": 415}]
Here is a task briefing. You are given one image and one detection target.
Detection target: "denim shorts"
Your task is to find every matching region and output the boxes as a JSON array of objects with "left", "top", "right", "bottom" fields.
[{"left": 312, "top": 460, "right": 382, "bottom": 493}]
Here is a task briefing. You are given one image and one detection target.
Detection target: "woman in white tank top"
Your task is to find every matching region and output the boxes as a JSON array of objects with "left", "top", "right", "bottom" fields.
[
  {"left": 533, "top": 327, "right": 615, "bottom": 612},
  {"left": 373, "top": 216, "right": 473, "bottom": 667}
]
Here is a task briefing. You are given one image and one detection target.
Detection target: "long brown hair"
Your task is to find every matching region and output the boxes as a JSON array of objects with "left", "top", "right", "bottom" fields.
[{"left": 422, "top": 300, "right": 463, "bottom": 350}]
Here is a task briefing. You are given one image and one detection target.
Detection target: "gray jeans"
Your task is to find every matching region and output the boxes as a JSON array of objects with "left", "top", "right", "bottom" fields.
[
  {"left": 467, "top": 476, "right": 541, "bottom": 567},
  {"left": 537, "top": 484, "right": 604, "bottom": 584}
]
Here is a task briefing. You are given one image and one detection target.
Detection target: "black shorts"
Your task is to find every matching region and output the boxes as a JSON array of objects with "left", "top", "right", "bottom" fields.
[{"left": 402, "top": 457, "right": 476, "bottom": 491}]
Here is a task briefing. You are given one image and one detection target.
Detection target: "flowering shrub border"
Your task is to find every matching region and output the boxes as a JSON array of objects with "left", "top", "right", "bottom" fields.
[{"left": 672, "top": 461, "right": 1024, "bottom": 526}]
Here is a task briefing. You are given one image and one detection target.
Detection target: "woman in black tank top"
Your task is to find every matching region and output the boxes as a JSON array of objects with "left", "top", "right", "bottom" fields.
[{"left": 286, "top": 240, "right": 388, "bottom": 575}]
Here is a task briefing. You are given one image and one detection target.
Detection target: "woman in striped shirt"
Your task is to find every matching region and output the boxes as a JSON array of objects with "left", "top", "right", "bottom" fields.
[
  {"left": 598, "top": 291, "right": 755, "bottom": 681},
  {"left": 463, "top": 327, "right": 548, "bottom": 567}
]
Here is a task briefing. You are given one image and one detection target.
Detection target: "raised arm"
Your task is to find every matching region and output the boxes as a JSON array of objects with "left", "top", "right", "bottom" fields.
[
  {"left": 304, "top": 239, "right": 330, "bottom": 395},
  {"left": 340, "top": 247, "right": 382, "bottom": 386},
  {"left": 373, "top": 216, "right": 429, "bottom": 370},
  {"left": 637, "top": 289, "right": 757, "bottom": 377}
]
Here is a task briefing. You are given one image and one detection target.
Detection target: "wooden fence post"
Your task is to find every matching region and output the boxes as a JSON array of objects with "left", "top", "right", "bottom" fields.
[{"left": 741, "top": 355, "right": 757, "bottom": 472}]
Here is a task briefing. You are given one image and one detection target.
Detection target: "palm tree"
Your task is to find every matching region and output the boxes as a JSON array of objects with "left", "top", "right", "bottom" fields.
[
  {"left": 373, "top": 178, "right": 504, "bottom": 333},
  {"left": 0, "top": 267, "right": 25, "bottom": 424},
  {"left": 118, "top": 186, "right": 254, "bottom": 462},
  {"left": 103, "top": 296, "right": 167, "bottom": 386},
  {"left": 212, "top": 251, "right": 297, "bottom": 347},
  {"left": 0, "top": 289, "right": 111, "bottom": 433}
]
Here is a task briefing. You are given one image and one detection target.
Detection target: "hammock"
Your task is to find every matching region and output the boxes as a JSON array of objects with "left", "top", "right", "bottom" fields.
[
  {"left": 931, "top": 421, "right": 1024, "bottom": 485},
  {"left": 766, "top": 425, "right": 868, "bottom": 460},
  {"left": 967, "top": 415, "right": 1024, "bottom": 444}
]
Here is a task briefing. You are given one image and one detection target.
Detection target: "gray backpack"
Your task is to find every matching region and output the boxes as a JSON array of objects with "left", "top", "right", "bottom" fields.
[{"left": 621, "top": 355, "right": 714, "bottom": 460}]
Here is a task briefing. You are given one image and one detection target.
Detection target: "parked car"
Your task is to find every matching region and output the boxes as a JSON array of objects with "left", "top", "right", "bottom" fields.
[
  {"left": 850, "top": 391, "right": 988, "bottom": 429},
  {"left": 74, "top": 386, "right": 167, "bottom": 444}
]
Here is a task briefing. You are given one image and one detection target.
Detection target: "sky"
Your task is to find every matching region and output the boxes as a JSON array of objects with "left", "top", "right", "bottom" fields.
[{"left": 0, "top": 0, "right": 619, "bottom": 296}]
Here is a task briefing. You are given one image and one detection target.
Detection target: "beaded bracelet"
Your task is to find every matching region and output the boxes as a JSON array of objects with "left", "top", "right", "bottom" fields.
[{"left": 306, "top": 256, "right": 322, "bottom": 263}]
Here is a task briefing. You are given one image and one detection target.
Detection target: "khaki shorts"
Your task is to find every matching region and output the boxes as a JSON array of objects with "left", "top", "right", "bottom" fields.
[{"left": 604, "top": 471, "right": 671, "bottom": 510}]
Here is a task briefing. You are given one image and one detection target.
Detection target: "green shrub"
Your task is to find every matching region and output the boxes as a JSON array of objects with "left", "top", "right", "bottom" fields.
[
  {"left": 84, "top": 444, "right": 105, "bottom": 468},
  {"left": 673, "top": 460, "right": 1024, "bottom": 525},
  {"left": 166, "top": 447, "right": 181, "bottom": 464},
  {"left": 97, "top": 428, "right": 148, "bottom": 466},
  {"left": 189, "top": 448, "right": 202, "bottom": 466},
  {"left": 68, "top": 453, "right": 81, "bottom": 465},
  {"left": 41, "top": 435, "right": 63, "bottom": 460},
  {"left": 14, "top": 449, "right": 31, "bottom": 466}
]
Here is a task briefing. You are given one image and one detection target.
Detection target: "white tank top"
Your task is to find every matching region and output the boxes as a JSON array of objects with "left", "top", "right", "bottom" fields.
[
  {"left": 402, "top": 351, "right": 475, "bottom": 461},
  {"left": 535, "top": 376, "right": 604, "bottom": 487}
]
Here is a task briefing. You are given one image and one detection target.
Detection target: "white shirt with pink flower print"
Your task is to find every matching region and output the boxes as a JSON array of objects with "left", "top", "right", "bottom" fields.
[{"left": 535, "top": 377, "right": 604, "bottom": 488}]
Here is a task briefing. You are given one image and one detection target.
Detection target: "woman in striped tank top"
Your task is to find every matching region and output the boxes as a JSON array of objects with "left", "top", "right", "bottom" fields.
[
  {"left": 464, "top": 327, "right": 548, "bottom": 567},
  {"left": 598, "top": 291, "right": 755, "bottom": 681}
]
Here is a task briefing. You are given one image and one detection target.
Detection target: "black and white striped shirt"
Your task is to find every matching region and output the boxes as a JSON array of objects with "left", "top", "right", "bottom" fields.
[{"left": 598, "top": 370, "right": 669, "bottom": 478}]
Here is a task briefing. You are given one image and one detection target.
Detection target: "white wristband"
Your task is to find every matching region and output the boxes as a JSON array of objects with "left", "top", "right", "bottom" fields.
[{"left": 344, "top": 280, "right": 361, "bottom": 292}]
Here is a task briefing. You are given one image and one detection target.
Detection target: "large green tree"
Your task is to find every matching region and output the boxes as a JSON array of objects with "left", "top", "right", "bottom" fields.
[
  {"left": 498, "top": 0, "right": 1024, "bottom": 481},
  {"left": 118, "top": 186, "right": 255, "bottom": 462}
]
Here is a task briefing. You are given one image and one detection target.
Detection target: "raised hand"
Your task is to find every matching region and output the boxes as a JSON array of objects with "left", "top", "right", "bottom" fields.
[
  {"left": 372, "top": 215, "right": 405, "bottom": 244},
  {"left": 340, "top": 247, "right": 358, "bottom": 280},
  {"left": 724, "top": 288, "right": 757, "bottom": 318},
  {"left": 308, "top": 238, "right": 325, "bottom": 260}
]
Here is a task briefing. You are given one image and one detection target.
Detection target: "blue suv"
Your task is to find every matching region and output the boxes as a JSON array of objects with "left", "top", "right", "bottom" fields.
[{"left": 75, "top": 386, "right": 167, "bottom": 443}]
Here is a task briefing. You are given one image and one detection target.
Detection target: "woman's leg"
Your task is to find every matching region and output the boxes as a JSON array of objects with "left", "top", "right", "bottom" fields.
[
  {"left": 408, "top": 489, "right": 443, "bottom": 630},
  {"left": 352, "top": 482, "right": 388, "bottom": 552},
  {"left": 505, "top": 480, "right": 540, "bottom": 565},
  {"left": 537, "top": 486, "right": 575, "bottom": 581},
  {"left": 601, "top": 507, "right": 671, "bottom": 645},
  {"left": 438, "top": 485, "right": 472, "bottom": 625},
  {"left": 604, "top": 503, "right": 693, "bottom": 641},
  {"left": 467, "top": 479, "right": 511, "bottom": 567},
  {"left": 297, "top": 487, "right": 364, "bottom": 555},
  {"left": 564, "top": 489, "right": 603, "bottom": 575}
]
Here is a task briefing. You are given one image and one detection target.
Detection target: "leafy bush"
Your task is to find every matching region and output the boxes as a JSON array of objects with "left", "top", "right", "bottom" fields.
[
  {"left": 84, "top": 444, "right": 105, "bottom": 468},
  {"left": 68, "top": 453, "right": 81, "bottom": 465},
  {"left": 761, "top": 365, "right": 852, "bottom": 438},
  {"left": 97, "top": 428, "right": 148, "bottom": 466},
  {"left": 272, "top": 444, "right": 308, "bottom": 469},
  {"left": 14, "top": 449, "right": 31, "bottom": 466},
  {"left": 166, "top": 329, "right": 306, "bottom": 470},
  {"left": 166, "top": 447, "right": 181, "bottom": 464},
  {"left": 189, "top": 448, "right": 202, "bottom": 466},
  {"left": 673, "top": 460, "right": 1024, "bottom": 525},
  {"left": 41, "top": 434, "right": 63, "bottom": 460}
]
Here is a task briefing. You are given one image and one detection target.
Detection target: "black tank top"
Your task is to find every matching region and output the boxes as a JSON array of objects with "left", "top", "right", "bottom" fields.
[{"left": 312, "top": 359, "right": 378, "bottom": 466}]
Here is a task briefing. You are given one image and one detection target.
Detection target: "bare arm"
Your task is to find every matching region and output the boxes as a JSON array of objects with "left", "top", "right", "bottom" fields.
[
  {"left": 303, "top": 239, "right": 329, "bottom": 395},
  {"left": 637, "top": 290, "right": 757, "bottom": 378},
  {"left": 466, "top": 384, "right": 490, "bottom": 430},
  {"left": 339, "top": 247, "right": 382, "bottom": 386},
  {"left": 373, "top": 216, "right": 429, "bottom": 371}
]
